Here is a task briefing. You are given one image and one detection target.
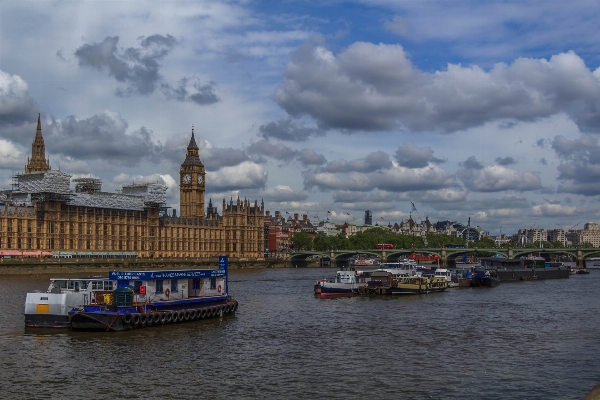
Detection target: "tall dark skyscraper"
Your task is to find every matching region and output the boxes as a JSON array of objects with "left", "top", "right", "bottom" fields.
[{"left": 365, "top": 210, "right": 372, "bottom": 225}]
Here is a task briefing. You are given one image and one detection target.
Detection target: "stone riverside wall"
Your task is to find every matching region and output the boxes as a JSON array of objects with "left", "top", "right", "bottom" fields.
[{"left": 0, "top": 257, "right": 322, "bottom": 275}]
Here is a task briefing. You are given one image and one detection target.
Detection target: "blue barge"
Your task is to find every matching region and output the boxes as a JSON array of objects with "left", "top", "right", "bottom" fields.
[{"left": 69, "top": 256, "right": 238, "bottom": 331}]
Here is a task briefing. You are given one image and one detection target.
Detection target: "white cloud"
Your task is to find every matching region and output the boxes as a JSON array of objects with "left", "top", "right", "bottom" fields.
[
  {"left": 208, "top": 161, "right": 267, "bottom": 190},
  {"left": 532, "top": 203, "right": 577, "bottom": 216},
  {"left": 0, "top": 139, "right": 25, "bottom": 169},
  {"left": 458, "top": 165, "right": 542, "bottom": 192}
]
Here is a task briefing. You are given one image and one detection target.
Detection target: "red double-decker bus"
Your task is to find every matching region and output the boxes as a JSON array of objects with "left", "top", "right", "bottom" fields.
[{"left": 375, "top": 244, "right": 393, "bottom": 249}]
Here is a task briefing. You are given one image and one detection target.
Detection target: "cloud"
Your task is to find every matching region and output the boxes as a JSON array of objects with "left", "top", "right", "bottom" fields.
[
  {"left": 275, "top": 44, "right": 600, "bottom": 134},
  {"left": 383, "top": 16, "right": 410, "bottom": 36},
  {"left": 304, "top": 164, "right": 456, "bottom": 192},
  {"left": 495, "top": 156, "right": 517, "bottom": 166},
  {"left": 297, "top": 149, "right": 326, "bottom": 166},
  {"left": 246, "top": 139, "right": 297, "bottom": 161},
  {"left": 162, "top": 78, "right": 220, "bottom": 106},
  {"left": 459, "top": 156, "right": 484, "bottom": 170},
  {"left": 46, "top": 111, "right": 163, "bottom": 166},
  {"left": 0, "top": 139, "right": 25, "bottom": 169},
  {"left": 203, "top": 147, "right": 251, "bottom": 171},
  {"left": 259, "top": 119, "right": 323, "bottom": 142},
  {"left": 75, "top": 35, "right": 173, "bottom": 95},
  {"left": 75, "top": 35, "right": 219, "bottom": 105},
  {"left": 207, "top": 161, "right": 267, "bottom": 191},
  {"left": 457, "top": 165, "right": 542, "bottom": 192},
  {"left": 552, "top": 135, "right": 600, "bottom": 195},
  {"left": 532, "top": 203, "right": 577, "bottom": 216},
  {"left": 261, "top": 185, "right": 308, "bottom": 202},
  {"left": 419, "top": 188, "right": 468, "bottom": 203},
  {"left": 320, "top": 151, "right": 392, "bottom": 173},
  {"left": 394, "top": 142, "right": 445, "bottom": 168},
  {"left": 0, "top": 70, "right": 38, "bottom": 126}
]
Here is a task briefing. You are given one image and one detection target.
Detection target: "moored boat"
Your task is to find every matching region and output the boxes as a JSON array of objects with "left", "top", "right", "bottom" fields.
[
  {"left": 69, "top": 256, "right": 238, "bottom": 331},
  {"left": 24, "top": 276, "right": 116, "bottom": 328},
  {"left": 314, "top": 269, "right": 364, "bottom": 298},
  {"left": 390, "top": 276, "right": 448, "bottom": 295},
  {"left": 434, "top": 268, "right": 459, "bottom": 288},
  {"left": 470, "top": 268, "right": 500, "bottom": 287}
]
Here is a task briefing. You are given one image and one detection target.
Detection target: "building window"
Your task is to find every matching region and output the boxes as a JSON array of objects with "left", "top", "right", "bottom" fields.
[
  {"left": 156, "top": 280, "right": 164, "bottom": 293},
  {"left": 171, "top": 280, "right": 178, "bottom": 293}
]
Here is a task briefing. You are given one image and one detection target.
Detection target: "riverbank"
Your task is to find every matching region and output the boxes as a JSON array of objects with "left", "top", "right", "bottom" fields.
[{"left": 0, "top": 257, "right": 325, "bottom": 275}]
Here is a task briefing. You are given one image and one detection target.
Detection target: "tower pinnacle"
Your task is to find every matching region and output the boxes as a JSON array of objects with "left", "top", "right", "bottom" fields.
[{"left": 25, "top": 113, "right": 50, "bottom": 173}]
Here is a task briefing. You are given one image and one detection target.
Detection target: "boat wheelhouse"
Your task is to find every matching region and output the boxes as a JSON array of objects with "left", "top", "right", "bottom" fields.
[
  {"left": 68, "top": 256, "right": 238, "bottom": 331},
  {"left": 24, "top": 276, "right": 116, "bottom": 328}
]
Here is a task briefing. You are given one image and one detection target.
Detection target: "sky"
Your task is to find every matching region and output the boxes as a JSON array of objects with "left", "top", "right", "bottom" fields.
[{"left": 2, "top": 0, "right": 600, "bottom": 236}]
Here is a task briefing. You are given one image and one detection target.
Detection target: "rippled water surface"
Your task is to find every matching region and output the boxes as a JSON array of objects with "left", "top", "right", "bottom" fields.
[{"left": 1, "top": 267, "right": 599, "bottom": 399}]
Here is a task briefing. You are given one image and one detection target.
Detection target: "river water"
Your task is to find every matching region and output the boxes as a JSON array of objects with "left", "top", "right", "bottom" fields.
[{"left": 1, "top": 266, "right": 599, "bottom": 399}]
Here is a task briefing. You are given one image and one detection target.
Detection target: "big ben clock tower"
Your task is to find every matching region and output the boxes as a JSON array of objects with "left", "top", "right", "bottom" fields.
[{"left": 180, "top": 127, "right": 206, "bottom": 219}]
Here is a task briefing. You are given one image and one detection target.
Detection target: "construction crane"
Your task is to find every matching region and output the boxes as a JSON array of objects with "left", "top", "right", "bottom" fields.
[{"left": 410, "top": 202, "right": 428, "bottom": 247}]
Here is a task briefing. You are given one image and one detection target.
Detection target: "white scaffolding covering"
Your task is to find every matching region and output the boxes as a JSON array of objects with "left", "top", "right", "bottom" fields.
[
  {"left": 122, "top": 182, "right": 167, "bottom": 206},
  {"left": 8, "top": 171, "right": 167, "bottom": 211},
  {"left": 68, "top": 192, "right": 147, "bottom": 211},
  {"left": 16, "top": 170, "right": 71, "bottom": 194}
]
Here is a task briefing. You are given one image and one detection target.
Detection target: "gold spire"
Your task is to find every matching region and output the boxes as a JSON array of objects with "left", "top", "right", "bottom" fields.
[{"left": 25, "top": 112, "right": 50, "bottom": 173}]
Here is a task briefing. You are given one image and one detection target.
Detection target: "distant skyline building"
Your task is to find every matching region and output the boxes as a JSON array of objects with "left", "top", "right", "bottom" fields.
[{"left": 364, "top": 210, "right": 372, "bottom": 225}]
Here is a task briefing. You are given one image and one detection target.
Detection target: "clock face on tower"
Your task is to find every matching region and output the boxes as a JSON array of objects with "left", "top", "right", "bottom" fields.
[
  {"left": 197, "top": 175, "right": 204, "bottom": 184},
  {"left": 182, "top": 174, "right": 191, "bottom": 184}
]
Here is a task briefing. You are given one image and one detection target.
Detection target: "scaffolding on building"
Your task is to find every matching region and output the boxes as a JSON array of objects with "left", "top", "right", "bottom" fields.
[{"left": 73, "top": 177, "right": 102, "bottom": 194}]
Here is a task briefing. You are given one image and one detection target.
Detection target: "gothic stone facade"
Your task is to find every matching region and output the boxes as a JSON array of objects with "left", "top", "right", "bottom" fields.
[{"left": 0, "top": 117, "right": 264, "bottom": 259}]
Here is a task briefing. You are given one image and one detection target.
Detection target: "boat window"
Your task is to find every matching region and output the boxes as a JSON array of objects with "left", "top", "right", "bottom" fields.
[
  {"left": 104, "top": 281, "right": 113, "bottom": 290},
  {"left": 134, "top": 280, "right": 142, "bottom": 294},
  {"left": 68, "top": 281, "right": 75, "bottom": 289},
  {"left": 80, "top": 281, "right": 88, "bottom": 289},
  {"left": 59, "top": 280, "right": 68, "bottom": 289},
  {"left": 92, "top": 281, "right": 103, "bottom": 290},
  {"left": 156, "top": 280, "right": 164, "bottom": 293},
  {"left": 171, "top": 280, "right": 178, "bottom": 293},
  {"left": 210, "top": 277, "right": 216, "bottom": 290}
]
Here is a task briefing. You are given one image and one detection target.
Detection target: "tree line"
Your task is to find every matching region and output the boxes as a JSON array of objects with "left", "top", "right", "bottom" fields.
[
  {"left": 290, "top": 227, "right": 480, "bottom": 251},
  {"left": 289, "top": 227, "right": 590, "bottom": 252}
]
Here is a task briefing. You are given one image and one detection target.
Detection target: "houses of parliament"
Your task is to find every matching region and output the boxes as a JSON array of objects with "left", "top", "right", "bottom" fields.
[{"left": 0, "top": 115, "right": 265, "bottom": 259}]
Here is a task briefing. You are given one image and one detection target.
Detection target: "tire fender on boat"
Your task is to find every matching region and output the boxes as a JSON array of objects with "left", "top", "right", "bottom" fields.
[
  {"left": 190, "top": 309, "right": 197, "bottom": 320},
  {"left": 200, "top": 308, "right": 207, "bottom": 319},
  {"left": 123, "top": 312, "right": 132, "bottom": 324},
  {"left": 140, "top": 314, "right": 147, "bottom": 325},
  {"left": 133, "top": 314, "right": 141, "bottom": 326},
  {"left": 160, "top": 313, "right": 167, "bottom": 324},
  {"left": 153, "top": 313, "right": 160, "bottom": 324},
  {"left": 184, "top": 310, "right": 190, "bottom": 321},
  {"left": 165, "top": 312, "right": 173, "bottom": 323}
]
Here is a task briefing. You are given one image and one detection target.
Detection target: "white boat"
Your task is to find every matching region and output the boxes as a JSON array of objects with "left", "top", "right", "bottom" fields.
[
  {"left": 314, "top": 269, "right": 365, "bottom": 298},
  {"left": 24, "top": 276, "right": 116, "bottom": 328},
  {"left": 378, "top": 259, "right": 420, "bottom": 278},
  {"left": 434, "top": 268, "right": 459, "bottom": 288}
]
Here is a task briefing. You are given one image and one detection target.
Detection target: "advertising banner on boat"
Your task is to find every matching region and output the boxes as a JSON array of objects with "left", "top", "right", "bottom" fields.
[
  {"left": 218, "top": 256, "right": 228, "bottom": 270},
  {"left": 110, "top": 269, "right": 226, "bottom": 281}
]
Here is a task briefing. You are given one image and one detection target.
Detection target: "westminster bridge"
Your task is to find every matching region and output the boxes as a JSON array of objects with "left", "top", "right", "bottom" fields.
[{"left": 287, "top": 247, "right": 600, "bottom": 268}]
